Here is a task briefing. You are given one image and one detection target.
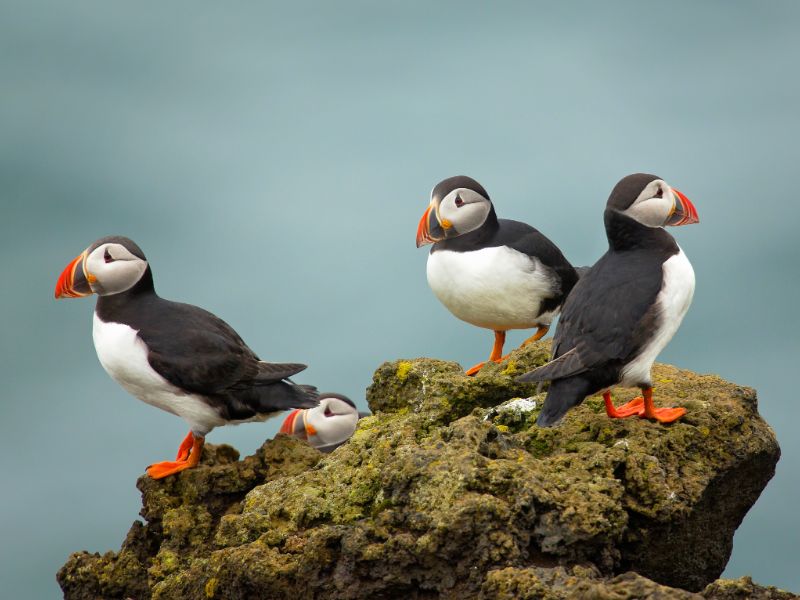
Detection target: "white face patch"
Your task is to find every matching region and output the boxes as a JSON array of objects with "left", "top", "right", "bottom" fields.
[
  {"left": 305, "top": 398, "right": 359, "bottom": 448},
  {"left": 85, "top": 243, "right": 148, "bottom": 296},
  {"left": 623, "top": 179, "right": 676, "bottom": 228},
  {"left": 436, "top": 188, "right": 491, "bottom": 236}
]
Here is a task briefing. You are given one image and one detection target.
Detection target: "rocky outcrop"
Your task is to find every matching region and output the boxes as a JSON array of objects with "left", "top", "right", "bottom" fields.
[{"left": 58, "top": 341, "right": 790, "bottom": 599}]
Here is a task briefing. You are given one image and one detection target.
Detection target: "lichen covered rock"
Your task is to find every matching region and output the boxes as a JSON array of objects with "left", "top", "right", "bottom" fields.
[
  {"left": 57, "top": 437, "right": 322, "bottom": 600},
  {"left": 58, "top": 341, "right": 789, "bottom": 599}
]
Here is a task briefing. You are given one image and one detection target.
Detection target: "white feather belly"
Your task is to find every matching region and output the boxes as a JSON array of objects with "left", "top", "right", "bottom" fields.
[
  {"left": 620, "top": 248, "right": 695, "bottom": 387},
  {"left": 426, "top": 246, "right": 557, "bottom": 330},
  {"left": 92, "top": 313, "right": 226, "bottom": 434}
]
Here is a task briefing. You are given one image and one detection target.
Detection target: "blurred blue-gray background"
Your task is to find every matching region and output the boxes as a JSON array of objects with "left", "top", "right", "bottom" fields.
[{"left": 1, "top": 1, "right": 798, "bottom": 597}]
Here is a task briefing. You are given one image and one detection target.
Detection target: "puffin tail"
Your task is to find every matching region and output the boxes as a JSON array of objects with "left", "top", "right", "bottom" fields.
[
  {"left": 294, "top": 384, "right": 320, "bottom": 408},
  {"left": 252, "top": 380, "right": 318, "bottom": 413},
  {"left": 537, "top": 377, "right": 591, "bottom": 427}
]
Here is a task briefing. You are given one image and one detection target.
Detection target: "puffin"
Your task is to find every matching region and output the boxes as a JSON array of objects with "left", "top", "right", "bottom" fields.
[
  {"left": 54, "top": 236, "right": 318, "bottom": 479},
  {"left": 517, "top": 173, "right": 699, "bottom": 426},
  {"left": 416, "top": 175, "right": 581, "bottom": 375},
  {"left": 279, "top": 392, "right": 368, "bottom": 453}
]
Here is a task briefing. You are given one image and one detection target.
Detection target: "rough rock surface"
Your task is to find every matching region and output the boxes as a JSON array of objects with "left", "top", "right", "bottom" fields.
[{"left": 58, "top": 341, "right": 791, "bottom": 599}]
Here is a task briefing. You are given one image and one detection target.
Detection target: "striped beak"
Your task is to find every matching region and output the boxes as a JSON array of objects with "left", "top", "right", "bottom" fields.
[
  {"left": 666, "top": 188, "right": 699, "bottom": 226},
  {"left": 279, "top": 409, "right": 305, "bottom": 437},
  {"left": 55, "top": 251, "right": 93, "bottom": 299},
  {"left": 416, "top": 202, "right": 450, "bottom": 247}
]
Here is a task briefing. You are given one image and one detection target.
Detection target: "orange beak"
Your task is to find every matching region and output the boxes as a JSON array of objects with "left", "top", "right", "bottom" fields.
[
  {"left": 416, "top": 205, "right": 435, "bottom": 247},
  {"left": 416, "top": 202, "right": 450, "bottom": 247},
  {"left": 280, "top": 409, "right": 305, "bottom": 437},
  {"left": 55, "top": 251, "right": 93, "bottom": 299},
  {"left": 666, "top": 188, "right": 699, "bottom": 226}
]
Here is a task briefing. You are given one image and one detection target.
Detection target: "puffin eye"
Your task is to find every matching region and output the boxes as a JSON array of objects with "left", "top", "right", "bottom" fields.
[
  {"left": 654, "top": 188, "right": 663, "bottom": 199},
  {"left": 104, "top": 249, "right": 114, "bottom": 263},
  {"left": 454, "top": 195, "right": 464, "bottom": 208}
]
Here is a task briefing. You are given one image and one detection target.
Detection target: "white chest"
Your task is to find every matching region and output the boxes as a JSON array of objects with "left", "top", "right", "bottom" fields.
[
  {"left": 426, "top": 246, "right": 558, "bottom": 330},
  {"left": 91, "top": 313, "right": 224, "bottom": 433},
  {"left": 620, "top": 249, "right": 696, "bottom": 387}
]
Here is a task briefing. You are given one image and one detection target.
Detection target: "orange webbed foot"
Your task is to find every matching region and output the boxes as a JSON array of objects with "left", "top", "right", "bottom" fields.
[
  {"left": 613, "top": 396, "right": 645, "bottom": 418},
  {"left": 604, "top": 392, "right": 644, "bottom": 419},
  {"left": 147, "top": 433, "right": 204, "bottom": 479},
  {"left": 642, "top": 406, "right": 686, "bottom": 424},
  {"left": 465, "top": 362, "right": 487, "bottom": 376},
  {"left": 146, "top": 460, "right": 195, "bottom": 479},
  {"left": 640, "top": 387, "right": 686, "bottom": 424},
  {"left": 466, "top": 330, "right": 508, "bottom": 376}
]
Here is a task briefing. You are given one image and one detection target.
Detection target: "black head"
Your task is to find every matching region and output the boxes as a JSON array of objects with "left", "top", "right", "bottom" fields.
[
  {"left": 416, "top": 175, "right": 496, "bottom": 247},
  {"left": 431, "top": 175, "right": 490, "bottom": 205},
  {"left": 87, "top": 235, "right": 148, "bottom": 261},
  {"left": 606, "top": 173, "right": 662, "bottom": 211},
  {"left": 605, "top": 173, "right": 699, "bottom": 229},
  {"left": 55, "top": 235, "right": 153, "bottom": 299},
  {"left": 316, "top": 392, "right": 357, "bottom": 409}
]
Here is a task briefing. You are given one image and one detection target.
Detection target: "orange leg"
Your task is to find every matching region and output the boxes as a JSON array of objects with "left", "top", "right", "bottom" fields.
[
  {"left": 520, "top": 324, "right": 550, "bottom": 347},
  {"left": 490, "top": 324, "right": 552, "bottom": 365},
  {"left": 639, "top": 387, "right": 686, "bottom": 424},
  {"left": 465, "top": 330, "right": 506, "bottom": 376},
  {"left": 603, "top": 391, "right": 645, "bottom": 419},
  {"left": 146, "top": 433, "right": 205, "bottom": 479},
  {"left": 174, "top": 430, "right": 194, "bottom": 461}
]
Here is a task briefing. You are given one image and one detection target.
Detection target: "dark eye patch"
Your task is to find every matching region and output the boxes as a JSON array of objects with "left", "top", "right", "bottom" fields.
[
  {"left": 454, "top": 195, "right": 464, "bottom": 208},
  {"left": 654, "top": 187, "right": 663, "bottom": 199},
  {"left": 104, "top": 248, "right": 114, "bottom": 263}
]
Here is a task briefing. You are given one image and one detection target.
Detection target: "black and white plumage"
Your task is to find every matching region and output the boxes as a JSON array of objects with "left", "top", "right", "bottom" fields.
[
  {"left": 416, "top": 176, "right": 581, "bottom": 375},
  {"left": 517, "top": 173, "right": 699, "bottom": 426},
  {"left": 55, "top": 236, "right": 317, "bottom": 478}
]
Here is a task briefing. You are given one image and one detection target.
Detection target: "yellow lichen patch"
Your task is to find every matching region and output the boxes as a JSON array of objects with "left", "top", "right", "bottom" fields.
[
  {"left": 395, "top": 361, "right": 413, "bottom": 381},
  {"left": 204, "top": 577, "right": 217, "bottom": 598},
  {"left": 502, "top": 361, "right": 517, "bottom": 375}
]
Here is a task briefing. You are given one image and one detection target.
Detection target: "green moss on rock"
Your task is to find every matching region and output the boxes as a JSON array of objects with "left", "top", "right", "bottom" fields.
[{"left": 58, "top": 341, "right": 787, "bottom": 599}]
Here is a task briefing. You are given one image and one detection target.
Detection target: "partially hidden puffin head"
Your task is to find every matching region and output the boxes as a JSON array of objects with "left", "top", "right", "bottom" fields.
[{"left": 280, "top": 392, "right": 365, "bottom": 453}]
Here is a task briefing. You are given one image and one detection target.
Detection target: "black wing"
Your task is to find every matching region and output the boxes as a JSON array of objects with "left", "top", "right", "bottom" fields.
[
  {"left": 518, "top": 249, "right": 665, "bottom": 382},
  {"left": 495, "top": 219, "right": 579, "bottom": 309},
  {"left": 496, "top": 219, "right": 575, "bottom": 272},
  {"left": 138, "top": 299, "right": 286, "bottom": 395}
]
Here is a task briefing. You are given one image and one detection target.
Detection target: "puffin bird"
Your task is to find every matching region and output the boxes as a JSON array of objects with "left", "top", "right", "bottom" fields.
[
  {"left": 54, "top": 236, "right": 318, "bottom": 479},
  {"left": 416, "top": 175, "right": 581, "bottom": 375},
  {"left": 279, "top": 392, "right": 367, "bottom": 452},
  {"left": 517, "top": 173, "right": 699, "bottom": 426}
]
